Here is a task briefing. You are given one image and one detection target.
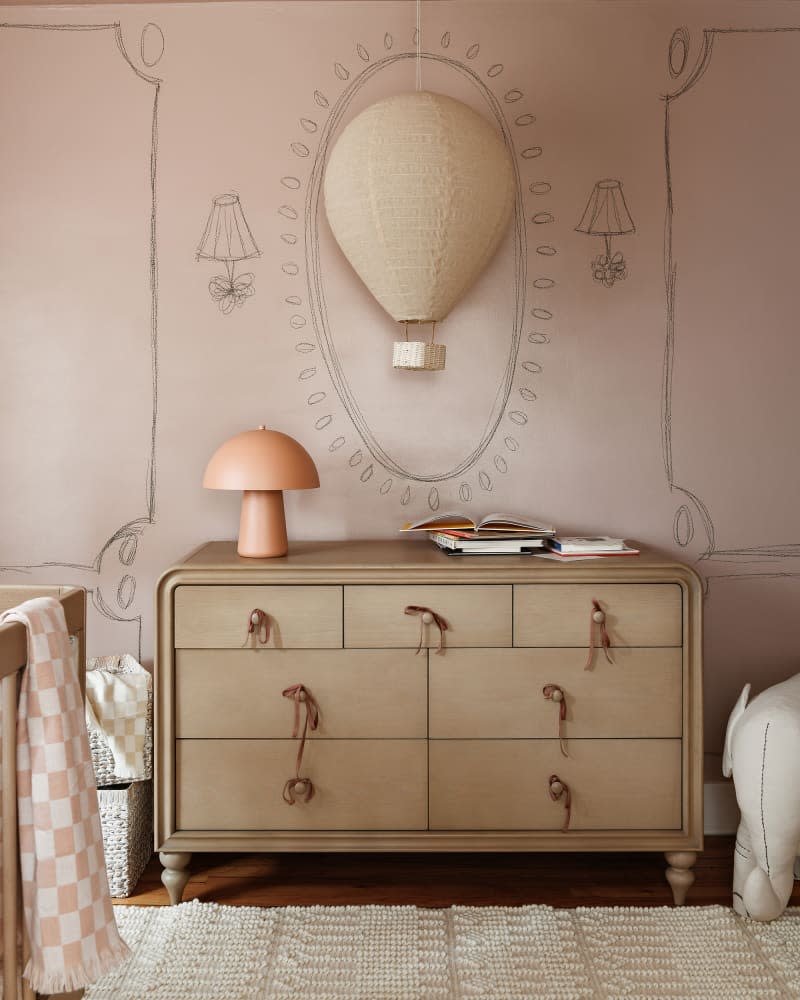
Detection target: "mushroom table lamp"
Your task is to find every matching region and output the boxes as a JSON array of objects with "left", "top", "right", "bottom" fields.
[{"left": 203, "top": 426, "right": 320, "bottom": 557}]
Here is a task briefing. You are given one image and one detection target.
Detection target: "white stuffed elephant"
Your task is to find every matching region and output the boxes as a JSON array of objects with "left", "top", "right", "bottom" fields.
[{"left": 723, "top": 672, "right": 800, "bottom": 921}]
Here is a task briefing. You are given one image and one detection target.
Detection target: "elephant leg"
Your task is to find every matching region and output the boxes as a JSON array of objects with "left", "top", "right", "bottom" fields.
[
  {"left": 734, "top": 722, "right": 800, "bottom": 921},
  {"left": 733, "top": 822, "right": 757, "bottom": 918}
]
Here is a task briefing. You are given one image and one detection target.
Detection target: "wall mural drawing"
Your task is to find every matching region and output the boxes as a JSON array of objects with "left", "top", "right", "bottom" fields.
[
  {"left": 575, "top": 179, "right": 635, "bottom": 288},
  {"left": 0, "top": 20, "right": 162, "bottom": 658},
  {"left": 277, "top": 32, "right": 554, "bottom": 512},
  {"left": 663, "top": 24, "right": 800, "bottom": 579},
  {"left": 140, "top": 21, "right": 164, "bottom": 68},
  {"left": 196, "top": 192, "right": 261, "bottom": 314}
]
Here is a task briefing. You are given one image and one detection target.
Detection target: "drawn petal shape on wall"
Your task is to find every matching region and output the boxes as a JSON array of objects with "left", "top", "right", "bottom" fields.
[
  {"left": 140, "top": 22, "right": 165, "bottom": 68},
  {"left": 323, "top": 90, "right": 515, "bottom": 325}
]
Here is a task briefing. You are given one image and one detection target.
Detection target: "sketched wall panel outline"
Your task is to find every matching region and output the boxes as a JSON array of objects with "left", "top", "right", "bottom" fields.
[
  {"left": 663, "top": 26, "right": 800, "bottom": 574},
  {"left": 0, "top": 22, "right": 160, "bottom": 578}
]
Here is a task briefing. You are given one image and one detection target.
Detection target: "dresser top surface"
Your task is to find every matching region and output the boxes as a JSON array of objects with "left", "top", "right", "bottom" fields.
[{"left": 161, "top": 540, "right": 700, "bottom": 587}]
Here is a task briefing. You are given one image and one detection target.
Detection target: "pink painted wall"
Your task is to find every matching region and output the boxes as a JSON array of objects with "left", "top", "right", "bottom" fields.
[{"left": 2, "top": 0, "right": 800, "bottom": 751}]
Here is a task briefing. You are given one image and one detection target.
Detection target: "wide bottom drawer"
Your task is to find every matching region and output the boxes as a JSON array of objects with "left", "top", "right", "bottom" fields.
[
  {"left": 429, "top": 739, "right": 681, "bottom": 831},
  {"left": 177, "top": 739, "right": 428, "bottom": 831}
]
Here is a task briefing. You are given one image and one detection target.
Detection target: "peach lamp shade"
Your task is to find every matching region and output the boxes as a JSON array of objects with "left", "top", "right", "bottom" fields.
[{"left": 203, "top": 426, "right": 320, "bottom": 558}]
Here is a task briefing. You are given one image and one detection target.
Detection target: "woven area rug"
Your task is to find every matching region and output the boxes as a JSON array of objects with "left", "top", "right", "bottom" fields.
[{"left": 84, "top": 900, "right": 800, "bottom": 999}]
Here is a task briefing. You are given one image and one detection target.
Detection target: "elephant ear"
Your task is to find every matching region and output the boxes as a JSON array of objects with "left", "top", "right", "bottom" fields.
[{"left": 722, "top": 683, "right": 752, "bottom": 777}]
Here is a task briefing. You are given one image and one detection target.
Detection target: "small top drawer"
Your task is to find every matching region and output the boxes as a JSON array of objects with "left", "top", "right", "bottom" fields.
[
  {"left": 514, "top": 584, "right": 682, "bottom": 647},
  {"left": 174, "top": 585, "right": 342, "bottom": 648},
  {"left": 344, "top": 585, "right": 512, "bottom": 649}
]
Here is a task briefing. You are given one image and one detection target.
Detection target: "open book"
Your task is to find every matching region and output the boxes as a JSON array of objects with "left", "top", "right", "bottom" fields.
[{"left": 400, "top": 512, "right": 555, "bottom": 535}]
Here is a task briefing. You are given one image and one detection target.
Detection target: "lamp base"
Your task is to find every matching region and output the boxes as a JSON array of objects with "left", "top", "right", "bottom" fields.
[{"left": 238, "top": 490, "right": 288, "bottom": 558}]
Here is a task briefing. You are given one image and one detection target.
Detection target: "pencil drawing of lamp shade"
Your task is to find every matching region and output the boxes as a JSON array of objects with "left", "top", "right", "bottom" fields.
[
  {"left": 196, "top": 193, "right": 261, "bottom": 314},
  {"left": 575, "top": 179, "right": 635, "bottom": 287},
  {"left": 323, "top": 92, "right": 516, "bottom": 371},
  {"left": 203, "top": 426, "right": 320, "bottom": 558}
]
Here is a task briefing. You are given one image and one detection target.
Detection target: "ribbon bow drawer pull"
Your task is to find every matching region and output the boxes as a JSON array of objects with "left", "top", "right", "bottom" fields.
[
  {"left": 282, "top": 683, "right": 320, "bottom": 804},
  {"left": 584, "top": 599, "right": 613, "bottom": 670},
  {"left": 548, "top": 774, "right": 572, "bottom": 833},
  {"left": 542, "top": 684, "right": 569, "bottom": 757},
  {"left": 404, "top": 605, "right": 450, "bottom": 654},
  {"left": 244, "top": 608, "right": 271, "bottom": 646}
]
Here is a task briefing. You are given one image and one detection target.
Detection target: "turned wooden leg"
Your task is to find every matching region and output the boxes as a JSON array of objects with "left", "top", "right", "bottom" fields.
[
  {"left": 665, "top": 851, "right": 697, "bottom": 906},
  {"left": 159, "top": 851, "right": 192, "bottom": 905}
]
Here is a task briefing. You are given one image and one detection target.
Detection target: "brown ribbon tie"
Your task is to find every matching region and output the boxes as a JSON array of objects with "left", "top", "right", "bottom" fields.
[
  {"left": 549, "top": 774, "right": 571, "bottom": 833},
  {"left": 244, "top": 608, "right": 271, "bottom": 646},
  {"left": 404, "top": 605, "right": 450, "bottom": 655},
  {"left": 281, "top": 683, "right": 320, "bottom": 804},
  {"left": 584, "top": 599, "right": 613, "bottom": 670},
  {"left": 542, "top": 684, "right": 569, "bottom": 758}
]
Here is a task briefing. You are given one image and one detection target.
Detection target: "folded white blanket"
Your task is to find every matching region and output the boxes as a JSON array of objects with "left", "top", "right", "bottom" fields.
[{"left": 85, "top": 660, "right": 150, "bottom": 781}]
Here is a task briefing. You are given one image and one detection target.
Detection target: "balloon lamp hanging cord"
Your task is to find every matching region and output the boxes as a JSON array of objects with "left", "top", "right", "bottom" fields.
[{"left": 416, "top": 0, "right": 422, "bottom": 91}]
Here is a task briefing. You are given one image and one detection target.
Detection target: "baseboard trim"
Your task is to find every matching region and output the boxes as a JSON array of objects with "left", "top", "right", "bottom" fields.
[{"left": 704, "top": 752, "right": 739, "bottom": 835}]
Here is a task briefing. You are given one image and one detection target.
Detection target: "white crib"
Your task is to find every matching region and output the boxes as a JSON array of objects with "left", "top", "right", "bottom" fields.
[{"left": 0, "top": 586, "right": 86, "bottom": 1000}]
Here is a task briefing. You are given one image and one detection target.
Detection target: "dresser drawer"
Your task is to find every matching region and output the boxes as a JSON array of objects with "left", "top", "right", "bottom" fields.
[
  {"left": 177, "top": 739, "right": 428, "bottom": 830},
  {"left": 514, "top": 584, "right": 682, "bottom": 647},
  {"left": 429, "top": 739, "right": 681, "bottom": 830},
  {"left": 344, "top": 585, "right": 512, "bottom": 648},
  {"left": 174, "top": 585, "right": 342, "bottom": 648},
  {"left": 176, "top": 649, "right": 427, "bottom": 739},
  {"left": 429, "top": 647, "right": 682, "bottom": 739}
]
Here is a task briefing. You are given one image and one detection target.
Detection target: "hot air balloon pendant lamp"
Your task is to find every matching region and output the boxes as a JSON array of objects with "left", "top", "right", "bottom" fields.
[
  {"left": 203, "top": 426, "right": 320, "bottom": 558},
  {"left": 323, "top": 0, "right": 516, "bottom": 372}
]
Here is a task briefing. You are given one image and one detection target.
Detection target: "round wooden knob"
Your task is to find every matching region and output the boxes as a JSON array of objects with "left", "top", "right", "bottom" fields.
[
  {"left": 251, "top": 611, "right": 261, "bottom": 625},
  {"left": 295, "top": 689, "right": 306, "bottom": 701},
  {"left": 551, "top": 689, "right": 564, "bottom": 703},
  {"left": 421, "top": 611, "right": 434, "bottom": 625},
  {"left": 592, "top": 610, "right": 605, "bottom": 623},
  {"left": 550, "top": 780, "right": 564, "bottom": 796},
  {"left": 293, "top": 781, "right": 307, "bottom": 796}
]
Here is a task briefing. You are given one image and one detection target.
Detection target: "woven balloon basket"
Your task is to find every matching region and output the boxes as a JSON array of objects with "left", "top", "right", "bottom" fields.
[{"left": 392, "top": 341, "right": 446, "bottom": 371}]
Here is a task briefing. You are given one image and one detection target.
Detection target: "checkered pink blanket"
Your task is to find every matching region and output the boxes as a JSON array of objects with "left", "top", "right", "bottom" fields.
[{"left": 0, "top": 597, "right": 129, "bottom": 994}]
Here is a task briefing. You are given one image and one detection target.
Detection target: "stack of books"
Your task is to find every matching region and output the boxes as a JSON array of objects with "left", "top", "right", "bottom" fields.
[
  {"left": 540, "top": 536, "right": 640, "bottom": 559},
  {"left": 400, "top": 512, "right": 556, "bottom": 555}
]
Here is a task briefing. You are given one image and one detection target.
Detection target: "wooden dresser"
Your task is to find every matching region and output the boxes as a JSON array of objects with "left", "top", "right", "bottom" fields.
[{"left": 155, "top": 540, "right": 703, "bottom": 905}]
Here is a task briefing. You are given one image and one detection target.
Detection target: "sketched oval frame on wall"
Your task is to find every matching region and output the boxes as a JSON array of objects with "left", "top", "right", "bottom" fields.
[{"left": 277, "top": 32, "right": 556, "bottom": 512}]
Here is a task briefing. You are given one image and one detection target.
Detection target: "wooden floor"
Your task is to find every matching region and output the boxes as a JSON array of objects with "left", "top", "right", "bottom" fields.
[{"left": 115, "top": 837, "right": 800, "bottom": 909}]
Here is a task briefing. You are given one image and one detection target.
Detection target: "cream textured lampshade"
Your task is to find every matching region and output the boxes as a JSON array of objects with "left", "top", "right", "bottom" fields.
[
  {"left": 323, "top": 91, "right": 515, "bottom": 329},
  {"left": 203, "top": 427, "right": 319, "bottom": 558}
]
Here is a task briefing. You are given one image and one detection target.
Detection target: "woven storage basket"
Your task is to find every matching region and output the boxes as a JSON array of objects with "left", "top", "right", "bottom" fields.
[
  {"left": 87, "top": 653, "right": 153, "bottom": 786},
  {"left": 97, "top": 779, "right": 153, "bottom": 898}
]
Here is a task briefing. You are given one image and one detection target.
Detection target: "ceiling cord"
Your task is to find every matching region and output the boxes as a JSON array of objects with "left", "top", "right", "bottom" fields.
[{"left": 416, "top": 0, "right": 422, "bottom": 91}]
